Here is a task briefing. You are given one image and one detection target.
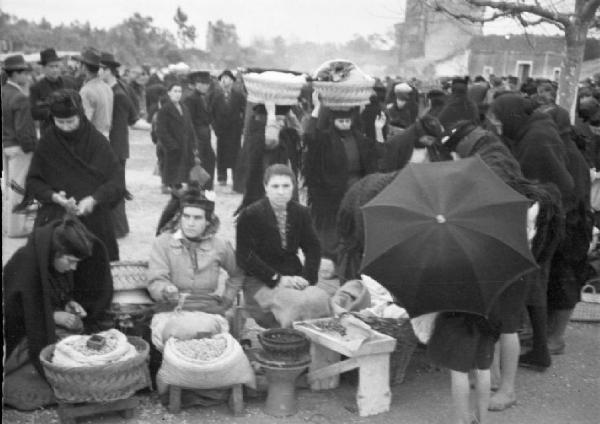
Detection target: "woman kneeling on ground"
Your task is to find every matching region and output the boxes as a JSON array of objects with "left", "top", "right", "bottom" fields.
[
  {"left": 236, "top": 164, "right": 327, "bottom": 328},
  {"left": 147, "top": 188, "right": 244, "bottom": 316},
  {"left": 3, "top": 215, "right": 113, "bottom": 410}
]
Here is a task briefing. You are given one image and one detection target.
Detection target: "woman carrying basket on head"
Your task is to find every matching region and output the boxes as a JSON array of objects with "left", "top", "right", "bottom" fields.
[{"left": 3, "top": 215, "right": 113, "bottom": 411}]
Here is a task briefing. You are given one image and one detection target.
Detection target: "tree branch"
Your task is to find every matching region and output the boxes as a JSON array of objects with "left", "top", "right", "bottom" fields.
[
  {"left": 580, "top": 0, "right": 600, "bottom": 23},
  {"left": 456, "top": 0, "right": 571, "bottom": 27}
]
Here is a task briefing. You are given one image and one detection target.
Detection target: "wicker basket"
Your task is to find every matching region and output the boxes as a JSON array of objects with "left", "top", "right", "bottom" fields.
[
  {"left": 571, "top": 283, "right": 600, "bottom": 323},
  {"left": 351, "top": 313, "right": 418, "bottom": 385},
  {"left": 313, "top": 80, "right": 374, "bottom": 110},
  {"left": 243, "top": 73, "right": 306, "bottom": 105},
  {"left": 39, "top": 336, "right": 152, "bottom": 403},
  {"left": 110, "top": 260, "right": 149, "bottom": 291}
]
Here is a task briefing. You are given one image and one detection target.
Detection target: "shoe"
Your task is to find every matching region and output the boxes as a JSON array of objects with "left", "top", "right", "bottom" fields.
[
  {"left": 548, "top": 341, "right": 566, "bottom": 355},
  {"left": 518, "top": 351, "right": 551, "bottom": 371}
]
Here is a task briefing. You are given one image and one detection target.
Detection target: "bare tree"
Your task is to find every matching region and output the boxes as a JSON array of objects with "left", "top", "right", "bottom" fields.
[{"left": 418, "top": 0, "right": 600, "bottom": 120}]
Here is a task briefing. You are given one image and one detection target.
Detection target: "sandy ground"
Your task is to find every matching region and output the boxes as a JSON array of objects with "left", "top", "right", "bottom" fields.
[{"left": 3, "top": 128, "right": 600, "bottom": 423}]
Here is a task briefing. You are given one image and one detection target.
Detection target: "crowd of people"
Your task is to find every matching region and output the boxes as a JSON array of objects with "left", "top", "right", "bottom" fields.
[{"left": 3, "top": 44, "right": 600, "bottom": 423}]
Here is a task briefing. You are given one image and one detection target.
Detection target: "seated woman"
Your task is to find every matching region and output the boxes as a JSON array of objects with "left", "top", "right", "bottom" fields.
[
  {"left": 3, "top": 215, "right": 113, "bottom": 411},
  {"left": 147, "top": 188, "right": 243, "bottom": 315},
  {"left": 236, "top": 164, "right": 324, "bottom": 328}
]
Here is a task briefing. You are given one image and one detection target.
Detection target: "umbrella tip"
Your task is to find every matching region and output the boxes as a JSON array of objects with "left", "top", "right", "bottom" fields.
[{"left": 435, "top": 214, "right": 446, "bottom": 224}]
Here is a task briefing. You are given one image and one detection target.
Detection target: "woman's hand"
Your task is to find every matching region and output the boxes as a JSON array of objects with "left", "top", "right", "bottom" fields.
[
  {"left": 52, "top": 191, "right": 79, "bottom": 215},
  {"left": 311, "top": 90, "right": 321, "bottom": 118},
  {"left": 77, "top": 196, "right": 97, "bottom": 216},
  {"left": 54, "top": 311, "right": 84, "bottom": 331},
  {"left": 162, "top": 284, "right": 180, "bottom": 303},
  {"left": 65, "top": 300, "right": 87, "bottom": 318},
  {"left": 279, "top": 276, "right": 309, "bottom": 290},
  {"left": 375, "top": 113, "right": 387, "bottom": 143}
]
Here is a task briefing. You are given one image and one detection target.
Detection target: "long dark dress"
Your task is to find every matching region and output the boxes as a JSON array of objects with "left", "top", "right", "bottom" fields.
[
  {"left": 3, "top": 220, "right": 113, "bottom": 410},
  {"left": 23, "top": 116, "right": 125, "bottom": 260}
]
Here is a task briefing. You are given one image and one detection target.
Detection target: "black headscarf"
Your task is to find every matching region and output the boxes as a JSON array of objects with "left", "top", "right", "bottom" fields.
[{"left": 490, "top": 93, "right": 533, "bottom": 141}]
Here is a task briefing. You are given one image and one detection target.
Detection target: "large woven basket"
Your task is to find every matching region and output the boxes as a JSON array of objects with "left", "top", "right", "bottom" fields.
[
  {"left": 39, "top": 336, "right": 151, "bottom": 403},
  {"left": 313, "top": 80, "right": 374, "bottom": 109},
  {"left": 571, "top": 282, "right": 600, "bottom": 323},
  {"left": 352, "top": 313, "right": 418, "bottom": 385},
  {"left": 110, "top": 260, "right": 149, "bottom": 291},
  {"left": 243, "top": 73, "right": 306, "bottom": 105}
]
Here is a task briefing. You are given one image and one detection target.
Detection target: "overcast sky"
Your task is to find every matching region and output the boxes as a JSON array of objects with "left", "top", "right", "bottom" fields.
[{"left": 2, "top": 0, "right": 563, "bottom": 49}]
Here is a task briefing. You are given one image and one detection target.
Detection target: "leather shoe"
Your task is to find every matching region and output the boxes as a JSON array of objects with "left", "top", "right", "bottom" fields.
[{"left": 519, "top": 351, "right": 551, "bottom": 371}]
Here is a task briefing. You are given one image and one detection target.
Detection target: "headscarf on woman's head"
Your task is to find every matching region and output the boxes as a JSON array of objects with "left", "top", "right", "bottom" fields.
[
  {"left": 490, "top": 93, "right": 533, "bottom": 141},
  {"left": 48, "top": 88, "right": 90, "bottom": 141},
  {"left": 51, "top": 215, "right": 95, "bottom": 259}
]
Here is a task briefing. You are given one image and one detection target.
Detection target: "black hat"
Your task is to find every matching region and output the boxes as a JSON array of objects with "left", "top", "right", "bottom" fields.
[
  {"left": 189, "top": 70, "right": 211, "bottom": 84},
  {"left": 39, "top": 48, "right": 62, "bottom": 65},
  {"left": 49, "top": 89, "right": 83, "bottom": 118},
  {"left": 218, "top": 69, "right": 236, "bottom": 82},
  {"left": 451, "top": 76, "right": 469, "bottom": 87},
  {"left": 507, "top": 75, "right": 519, "bottom": 85},
  {"left": 427, "top": 89, "right": 446, "bottom": 99},
  {"left": 2, "top": 55, "right": 32, "bottom": 71},
  {"left": 179, "top": 188, "right": 215, "bottom": 213},
  {"left": 100, "top": 52, "right": 120, "bottom": 68},
  {"left": 74, "top": 47, "right": 101, "bottom": 67}
]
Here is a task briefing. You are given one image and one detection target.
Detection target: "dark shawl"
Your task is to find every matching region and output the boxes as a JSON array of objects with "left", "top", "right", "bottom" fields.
[
  {"left": 22, "top": 117, "right": 125, "bottom": 260},
  {"left": 303, "top": 118, "right": 379, "bottom": 227},
  {"left": 3, "top": 220, "right": 113, "bottom": 375},
  {"left": 236, "top": 198, "right": 321, "bottom": 285},
  {"left": 437, "top": 91, "right": 480, "bottom": 129}
]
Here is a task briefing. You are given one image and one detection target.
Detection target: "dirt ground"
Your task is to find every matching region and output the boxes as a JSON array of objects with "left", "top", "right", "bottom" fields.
[{"left": 3, "top": 128, "right": 600, "bottom": 423}]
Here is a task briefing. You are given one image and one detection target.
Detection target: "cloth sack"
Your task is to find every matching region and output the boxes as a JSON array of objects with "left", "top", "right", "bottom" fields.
[
  {"left": 151, "top": 310, "right": 229, "bottom": 352},
  {"left": 410, "top": 312, "right": 439, "bottom": 344},
  {"left": 156, "top": 333, "right": 256, "bottom": 393},
  {"left": 254, "top": 285, "right": 332, "bottom": 328},
  {"left": 52, "top": 329, "right": 137, "bottom": 368}
]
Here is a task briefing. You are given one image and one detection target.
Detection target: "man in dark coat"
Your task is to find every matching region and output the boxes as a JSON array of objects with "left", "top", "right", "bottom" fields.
[
  {"left": 384, "top": 82, "right": 418, "bottom": 136},
  {"left": 212, "top": 70, "right": 246, "bottom": 187},
  {"left": 21, "top": 89, "right": 126, "bottom": 261},
  {"left": 100, "top": 52, "right": 139, "bottom": 238},
  {"left": 2, "top": 55, "right": 37, "bottom": 238},
  {"left": 29, "top": 48, "right": 78, "bottom": 134},
  {"left": 184, "top": 71, "right": 216, "bottom": 189}
]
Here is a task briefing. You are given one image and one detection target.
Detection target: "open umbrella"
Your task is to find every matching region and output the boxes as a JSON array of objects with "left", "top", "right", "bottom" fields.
[{"left": 360, "top": 156, "right": 538, "bottom": 318}]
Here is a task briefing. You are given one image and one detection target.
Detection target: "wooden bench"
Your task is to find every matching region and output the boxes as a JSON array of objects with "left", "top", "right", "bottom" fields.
[
  {"left": 57, "top": 397, "right": 139, "bottom": 424},
  {"left": 167, "top": 384, "right": 244, "bottom": 416},
  {"left": 293, "top": 322, "right": 397, "bottom": 417}
]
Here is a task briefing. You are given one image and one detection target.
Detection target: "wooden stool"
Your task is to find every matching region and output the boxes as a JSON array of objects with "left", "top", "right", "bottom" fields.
[
  {"left": 57, "top": 397, "right": 139, "bottom": 424},
  {"left": 293, "top": 322, "right": 396, "bottom": 417},
  {"left": 168, "top": 384, "right": 244, "bottom": 416}
]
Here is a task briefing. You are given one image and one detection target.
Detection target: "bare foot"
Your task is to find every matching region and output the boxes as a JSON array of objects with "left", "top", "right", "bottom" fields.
[{"left": 488, "top": 391, "right": 516, "bottom": 411}]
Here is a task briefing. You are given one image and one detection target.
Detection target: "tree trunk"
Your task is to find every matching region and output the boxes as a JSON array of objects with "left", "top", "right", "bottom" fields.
[{"left": 557, "top": 23, "right": 588, "bottom": 123}]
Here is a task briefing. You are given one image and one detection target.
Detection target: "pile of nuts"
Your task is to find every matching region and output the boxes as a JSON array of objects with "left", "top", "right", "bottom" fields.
[
  {"left": 312, "top": 318, "right": 347, "bottom": 336},
  {"left": 174, "top": 337, "right": 227, "bottom": 361}
]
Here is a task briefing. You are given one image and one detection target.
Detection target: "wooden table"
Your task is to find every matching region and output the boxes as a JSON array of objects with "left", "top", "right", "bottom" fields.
[{"left": 293, "top": 321, "right": 397, "bottom": 417}]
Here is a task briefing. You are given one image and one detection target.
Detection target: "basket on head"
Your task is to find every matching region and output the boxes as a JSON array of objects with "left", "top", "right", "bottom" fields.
[
  {"left": 39, "top": 336, "right": 151, "bottom": 403},
  {"left": 313, "top": 80, "right": 375, "bottom": 110},
  {"left": 243, "top": 71, "right": 307, "bottom": 105}
]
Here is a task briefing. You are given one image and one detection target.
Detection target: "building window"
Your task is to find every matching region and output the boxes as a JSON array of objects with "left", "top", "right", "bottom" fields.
[
  {"left": 515, "top": 61, "right": 533, "bottom": 82},
  {"left": 553, "top": 67, "right": 561, "bottom": 81},
  {"left": 482, "top": 66, "right": 493, "bottom": 79}
]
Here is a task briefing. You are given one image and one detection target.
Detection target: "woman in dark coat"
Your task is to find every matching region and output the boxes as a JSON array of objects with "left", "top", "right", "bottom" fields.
[
  {"left": 236, "top": 164, "right": 321, "bottom": 328},
  {"left": 3, "top": 216, "right": 113, "bottom": 410},
  {"left": 20, "top": 89, "right": 126, "bottom": 261},
  {"left": 443, "top": 120, "right": 564, "bottom": 410},
  {"left": 156, "top": 83, "right": 196, "bottom": 189},
  {"left": 490, "top": 93, "right": 573, "bottom": 371},
  {"left": 236, "top": 104, "right": 302, "bottom": 213},
  {"left": 303, "top": 94, "right": 379, "bottom": 264},
  {"left": 537, "top": 95, "right": 593, "bottom": 355}
]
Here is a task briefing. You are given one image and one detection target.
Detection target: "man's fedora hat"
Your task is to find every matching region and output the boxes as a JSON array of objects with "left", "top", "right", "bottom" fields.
[
  {"left": 2, "top": 55, "right": 32, "bottom": 71},
  {"left": 100, "top": 52, "right": 121, "bottom": 68},
  {"left": 74, "top": 47, "right": 101, "bottom": 67},
  {"left": 39, "top": 48, "right": 63, "bottom": 65}
]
